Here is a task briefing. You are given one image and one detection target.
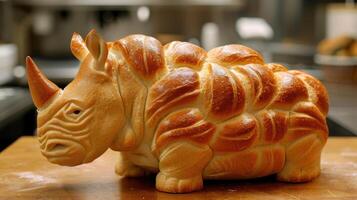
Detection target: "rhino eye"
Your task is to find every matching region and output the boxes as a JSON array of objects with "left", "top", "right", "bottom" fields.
[
  {"left": 72, "top": 109, "right": 81, "bottom": 115},
  {"left": 65, "top": 102, "right": 84, "bottom": 118}
]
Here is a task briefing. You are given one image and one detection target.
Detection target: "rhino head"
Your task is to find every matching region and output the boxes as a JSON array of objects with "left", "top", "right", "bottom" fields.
[{"left": 27, "top": 30, "right": 132, "bottom": 166}]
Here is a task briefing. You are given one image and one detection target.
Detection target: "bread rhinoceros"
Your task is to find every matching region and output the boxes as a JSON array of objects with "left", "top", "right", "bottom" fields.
[{"left": 26, "top": 30, "right": 329, "bottom": 193}]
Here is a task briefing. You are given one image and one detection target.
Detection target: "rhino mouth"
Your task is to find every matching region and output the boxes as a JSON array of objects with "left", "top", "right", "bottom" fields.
[
  {"left": 43, "top": 139, "right": 72, "bottom": 155},
  {"left": 49, "top": 143, "right": 67, "bottom": 152},
  {"left": 40, "top": 138, "right": 87, "bottom": 166}
]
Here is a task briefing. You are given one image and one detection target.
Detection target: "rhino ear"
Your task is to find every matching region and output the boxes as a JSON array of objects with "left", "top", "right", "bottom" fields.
[
  {"left": 70, "top": 32, "right": 89, "bottom": 61},
  {"left": 85, "top": 29, "right": 108, "bottom": 71}
]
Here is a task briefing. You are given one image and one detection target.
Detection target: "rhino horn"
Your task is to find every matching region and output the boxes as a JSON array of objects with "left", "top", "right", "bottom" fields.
[{"left": 26, "top": 56, "right": 61, "bottom": 108}]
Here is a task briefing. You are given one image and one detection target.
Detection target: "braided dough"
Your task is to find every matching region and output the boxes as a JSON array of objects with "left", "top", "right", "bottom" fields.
[{"left": 27, "top": 30, "right": 329, "bottom": 193}]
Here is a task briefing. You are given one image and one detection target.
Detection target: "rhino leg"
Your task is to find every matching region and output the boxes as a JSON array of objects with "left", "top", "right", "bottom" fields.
[
  {"left": 277, "top": 134, "right": 323, "bottom": 182},
  {"left": 115, "top": 152, "right": 151, "bottom": 177},
  {"left": 156, "top": 141, "right": 212, "bottom": 193}
]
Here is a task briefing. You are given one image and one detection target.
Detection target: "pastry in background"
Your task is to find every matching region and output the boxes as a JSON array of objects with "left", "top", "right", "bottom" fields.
[
  {"left": 317, "top": 36, "right": 356, "bottom": 56},
  {"left": 350, "top": 41, "right": 357, "bottom": 56},
  {"left": 315, "top": 36, "right": 357, "bottom": 84}
]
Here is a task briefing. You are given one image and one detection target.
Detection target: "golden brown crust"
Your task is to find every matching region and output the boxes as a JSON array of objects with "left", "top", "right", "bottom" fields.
[
  {"left": 114, "top": 34, "right": 165, "bottom": 81},
  {"left": 284, "top": 101, "right": 328, "bottom": 144},
  {"left": 288, "top": 113, "right": 328, "bottom": 141},
  {"left": 289, "top": 114, "right": 327, "bottom": 132},
  {"left": 202, "top": 64, "right": 245, "bottom": 121},
  {"left": 272, "top": 112, "right": 289, "bottom": 142},
  {"left": 234, "top": 64, "right": 276, "bottom": 110},
  {"left": 289, "top": 70, "right": 329, "bottom": 116},
  {"left": 114, "top": 35, "right": 330, "bottom": 191},
  {"left": 265, "top": 63, "right": 288, "bottom": 72},
  {"left": 164, "top": 41, "right": 207, "bottom": 71},
  {"left": 153, "top": 109, "right": 215, "bottom": 153},
  {"left": 211, "top": 114, "right": 257, "bottom": 152},
  {"left": 149, "top": 52, "right": 328, "bottom": 154},
  {"left": 256, "top": 110, "right": 288, "bottom": 143},
  {"left": 207, "top": 44, "right": 264, "bottom": 66},
  {"left": 104, "top": 34, "right": 329, "bottom": 157},
  {"left": 271, "top": 72, "right": 309, "bottom": 110},
  {"left": 292, "top": 102, "right": 326, "bottom": 125},
  {"left": 146, "top": 68, "right": 200, "bottom": 125}
]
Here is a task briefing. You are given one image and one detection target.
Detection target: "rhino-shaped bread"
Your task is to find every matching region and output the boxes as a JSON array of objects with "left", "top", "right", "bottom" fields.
[{"left": 27, "top": 30, "right": 329, "bottom": 193}]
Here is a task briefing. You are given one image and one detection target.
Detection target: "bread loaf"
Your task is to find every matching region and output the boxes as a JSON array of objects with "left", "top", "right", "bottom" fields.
[{"left": 27, "top": 30, "right": 329, "bottom": 193}]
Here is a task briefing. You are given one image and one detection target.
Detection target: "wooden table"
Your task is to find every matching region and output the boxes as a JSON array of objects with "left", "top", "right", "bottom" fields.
[{"left": 0, "top": 137, "right": 356, "bottom": 200}]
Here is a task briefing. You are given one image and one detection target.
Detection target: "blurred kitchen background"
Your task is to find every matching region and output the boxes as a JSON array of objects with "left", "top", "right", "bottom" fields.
[{"left": 0, "top": 0, "right": 357, "bottom": 150}]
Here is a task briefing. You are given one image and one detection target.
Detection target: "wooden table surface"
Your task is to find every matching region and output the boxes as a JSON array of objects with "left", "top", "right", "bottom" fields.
[{"left": 0, "top": 137, "right": 356, "bottom": 200}]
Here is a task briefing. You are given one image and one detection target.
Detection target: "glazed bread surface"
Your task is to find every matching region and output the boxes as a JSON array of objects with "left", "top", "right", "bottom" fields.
[
  {"left": 111, "top": 36, "right": 328, "bottom": 153},
  {"left": 27, "top": 31, "right": 329, "bottom": 193}
]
